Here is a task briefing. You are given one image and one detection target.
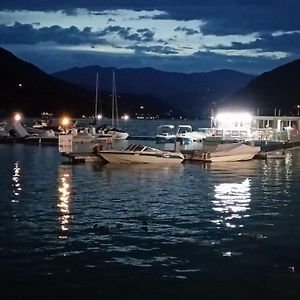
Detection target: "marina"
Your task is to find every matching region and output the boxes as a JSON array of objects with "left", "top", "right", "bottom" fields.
[{"left": 2, "top": 112, "right": 300, "bottom": 165}]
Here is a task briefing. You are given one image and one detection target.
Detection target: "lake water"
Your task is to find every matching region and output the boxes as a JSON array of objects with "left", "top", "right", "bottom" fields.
[{"left": 1, "top": 119, "right": 300, "bottom": 299}]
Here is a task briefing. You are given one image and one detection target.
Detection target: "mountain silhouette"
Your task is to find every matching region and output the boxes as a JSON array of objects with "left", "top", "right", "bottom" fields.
[
  {"left": 232, "top": 58, "right": 300, "bottom": 115},
  {"left": 53, "top": 66, "right": 254, "bottom": 118},
  {"left": 0, "top": 47, "right": 178, "bottom": 118}
]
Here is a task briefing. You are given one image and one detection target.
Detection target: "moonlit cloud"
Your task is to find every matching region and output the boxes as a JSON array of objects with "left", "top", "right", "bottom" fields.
[{"left": 0, "top": 1, "right": 299, "bottom": 74}]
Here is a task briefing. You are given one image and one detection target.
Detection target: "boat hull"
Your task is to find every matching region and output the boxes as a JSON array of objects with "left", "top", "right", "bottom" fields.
[
  {"left": 191, "top": 143, "right": 260, "bottom": 162},
  {"left": 210, "top": 152, "right": 258, "bottom": 162},
  {"left": 99, "top": 151, "right": 184, "bottom": 164}
]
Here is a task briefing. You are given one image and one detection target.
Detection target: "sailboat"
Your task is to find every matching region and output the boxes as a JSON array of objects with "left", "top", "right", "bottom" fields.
[{"left": 96, "top": 70, "right": 129, "bottom": 140}]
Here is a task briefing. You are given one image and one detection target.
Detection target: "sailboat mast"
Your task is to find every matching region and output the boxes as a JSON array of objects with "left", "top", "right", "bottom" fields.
[
  {"left": 112, "top": 70, "right": 115, "bottom": 127},
  {"left": 94, "top": 72, "right": 99, "bottom": 119},
  {"left": 115, "top": 74, "right": 119, "bottom": 128}
]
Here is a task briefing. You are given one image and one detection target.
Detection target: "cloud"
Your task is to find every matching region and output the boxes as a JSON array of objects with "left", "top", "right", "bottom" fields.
[
  {"left": 209, "top": 31, "right": 300, "bottom": 55},
  {"left": 0, "top": 22, "right": 106, "bottom": 45},
  {"left": 174, "top": 26, "right": 199, "bottom": 35},
  {"left": 0, "top": 1, "right": 299, "bottom": 74}
]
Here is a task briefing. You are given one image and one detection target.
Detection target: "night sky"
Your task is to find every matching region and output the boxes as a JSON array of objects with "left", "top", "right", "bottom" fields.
[{"left": 0, "top": 0, "right": 299, "bottom": 74}]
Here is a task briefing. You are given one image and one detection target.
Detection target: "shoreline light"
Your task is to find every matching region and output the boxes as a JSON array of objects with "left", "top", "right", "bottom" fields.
[
  {"left": 62, "top": 117, "right": 70, "bottom": 127},
  {"left": 14, "top": 113, "right": 22, "bottom": 122}
]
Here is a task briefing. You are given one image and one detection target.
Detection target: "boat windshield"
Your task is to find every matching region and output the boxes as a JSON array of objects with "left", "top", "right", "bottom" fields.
[
  {"left": 157, "top": 125, "right": 175, "bottom": 135},
  {"left": 125, "top": 144, "right": 160, "bottom": 152},
  {"left": 142, "top": 146, "right": 160, "bottom": 153},
  {"left": 177, "top": 125, "right": 192, "bottom": 134},
  {"left": 126, "top": 144, "right": 145, "bottom": 151}
]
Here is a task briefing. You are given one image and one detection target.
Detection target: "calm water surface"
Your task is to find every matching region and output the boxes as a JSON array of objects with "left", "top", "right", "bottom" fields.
[{"left": 1, "top": 120, "right": 300, "bottom": 299}]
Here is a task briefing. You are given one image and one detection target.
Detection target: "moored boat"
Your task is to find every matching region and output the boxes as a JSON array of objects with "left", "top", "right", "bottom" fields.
[
  {"left": 97, "top": 144, "right": 185, "bottom": 164},
  {"left": 156, "top": 125, "right": 176, "bottom": 143},
  {"left": 191, "top": 143, "right": 260, "bottom": 162}
]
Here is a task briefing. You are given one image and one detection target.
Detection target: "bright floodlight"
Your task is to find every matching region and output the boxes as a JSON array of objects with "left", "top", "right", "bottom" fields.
[
  {"left": 14, "top": 113, "right": 22, "bottom": 122},
  {"left": 122, "top": 114, "right": 130, "bottom": 120},
  {"left": 215, "top": 112, "right": 252, "bottom": 124},
  {"left": 97, "top": 114, "right": 102, "bottom": 120}
]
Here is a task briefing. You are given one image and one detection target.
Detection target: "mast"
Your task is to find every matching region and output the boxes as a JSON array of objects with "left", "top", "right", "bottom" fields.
[
  {"left": 112, "top": 70, "right": 115, "bottom": 127},
  {"left": 115, "top": 72, "right": 119, "bottom": 128},
  {"left": 111, "top": 69, "right": 119, "bottom": 128},
  {"left": 94, "top": 72, "right": 99, "bottom": 119}
]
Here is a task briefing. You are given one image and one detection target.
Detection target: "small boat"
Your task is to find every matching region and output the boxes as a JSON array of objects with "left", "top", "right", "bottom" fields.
[
  {"left": 97, "top": 144, "right": 185, "bottom": 164},
  {"left": 156, "top": 124, "right": 205, "bottom": 144},
  {"left": 93, "top": 71, "right": 129, "bottom": 140},
  {"left": 156, "top": 125, "right": 176, "bottom": 143},
  {"left": 192, "top": 143, "right": 260, "bottom": 162},
  {"left": 176, "top": 125, "right": 206, "bottom": 142},
  {"left": 96, "top": 124, "right": 128, "bottom": 140}
]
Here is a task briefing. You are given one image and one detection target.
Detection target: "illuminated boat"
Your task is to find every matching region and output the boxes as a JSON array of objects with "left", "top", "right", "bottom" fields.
[{"left": 98, "top": 144, "right": 185, "bottom": 164}]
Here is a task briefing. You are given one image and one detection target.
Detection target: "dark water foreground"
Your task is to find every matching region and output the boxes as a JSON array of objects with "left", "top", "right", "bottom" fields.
[{"left": 1, "top": 141, "right": 300, "bottom": 299}]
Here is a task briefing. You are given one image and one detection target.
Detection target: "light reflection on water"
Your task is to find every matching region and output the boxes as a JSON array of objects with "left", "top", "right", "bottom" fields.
[
  {"left": 11, "top": 161, "right": 22, "bottom": 201},
  {"left": 57, "top": 165, "right": 72, "bottom": 237},
  {"left": 212, "top": 178, "right": 251, "bottom": 228}
]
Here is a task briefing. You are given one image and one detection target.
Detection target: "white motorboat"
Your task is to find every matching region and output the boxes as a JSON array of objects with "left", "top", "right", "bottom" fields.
[
  {"left": 156, "top": 124, "right": 205, "bottom": 144},
  {"left": 98, "top": 144, "right": 185, "bottom": 164},
  {"left": 192, "top": 143, "right": 260, "bottom": 162},
  {"left": 176, "top": 125, "right": 206, "bottom": 142},
  {"left": 96, "top": 124, "right": 128, "bottom": 140},
  {"left": 156, "top": 125, "right": 176, "bottom": 143}
]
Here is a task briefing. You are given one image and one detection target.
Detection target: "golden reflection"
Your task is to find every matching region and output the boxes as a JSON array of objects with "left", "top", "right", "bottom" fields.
[
  {"left": 212, "top": 178, "right": 251, "bottom": 228},
  {"left": 57, "top": 165, "right": 73, "bottom": 237},
  {"left": 11, "top": 161, "right": 22, "bottom": 202}
]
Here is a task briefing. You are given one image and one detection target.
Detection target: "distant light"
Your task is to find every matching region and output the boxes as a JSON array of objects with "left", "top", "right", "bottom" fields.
[
  {"left": 122, "top": 114, "right": 130, "bottom": 120},
  {"left": 62, "top": 117, "right": 70, "bottom": 126},
  {"left": 140, "top": 106, "right": 144, "bottom": 110},
  {"left": 97, "top": 114, "right": 102, "bottom": 120},
  {"left": 14, "top": 113, "right": 22, "bottom": 122},
  {"left": 18, "top": 83, "right": 22, "bottom": 87}
]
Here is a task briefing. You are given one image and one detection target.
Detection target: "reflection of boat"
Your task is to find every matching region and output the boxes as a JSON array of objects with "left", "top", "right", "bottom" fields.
[
  {"left": 102, "top": 162, "right": 184, "bottom": 172},
  {"left": 98, "top": 144, "right": 185, "bottom": 164},
  {"left": 255, "top": 149, "right": 286, "bottom": 159},
  {"left": 192, "top": 143, "right": 260, "bottom": 162}
]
